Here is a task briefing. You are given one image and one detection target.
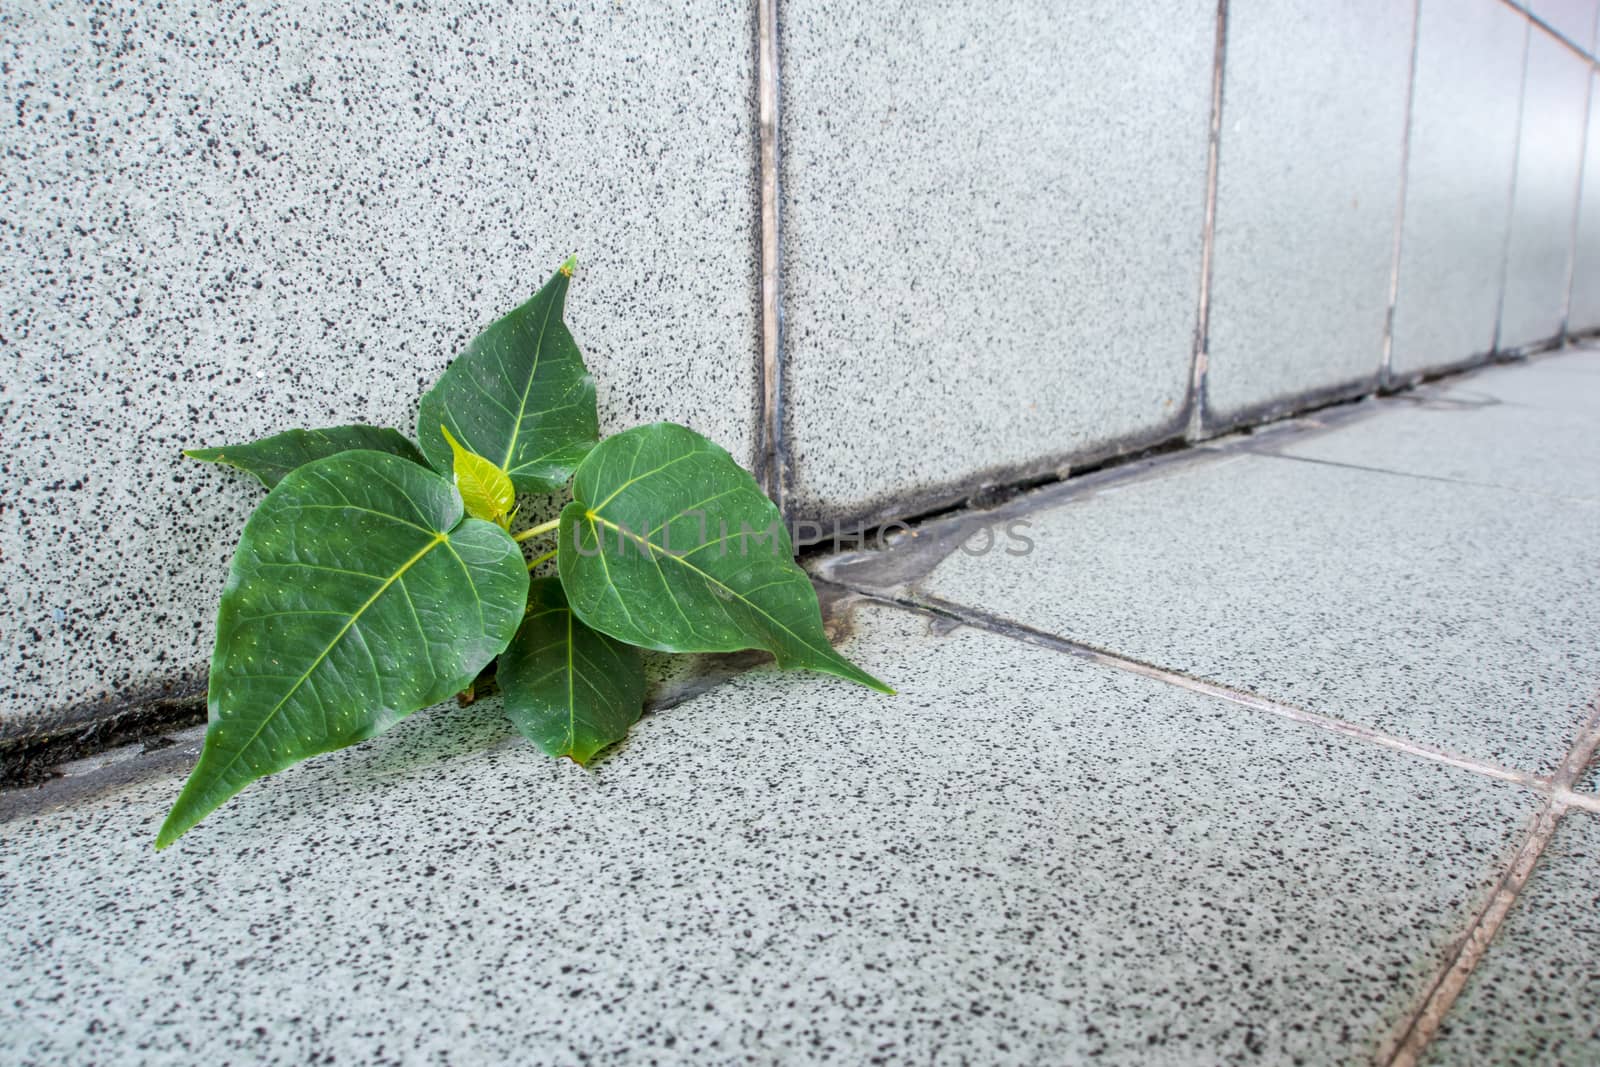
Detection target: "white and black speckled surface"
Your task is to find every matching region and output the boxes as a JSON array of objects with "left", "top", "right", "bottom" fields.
[
  {"left": 1202, "top": 0, "right": 1412, "bottom": 423},
  {"left": 1424, "top": 811, "right": 1600, "bottom": 1065},
  {"left": 1498, "top": 24, "right": 1590, "bottom": 351},
  {"left": 0, "top": 1, "right": 759, "bottom": 732},
  {"left": 1275, "top": 351, "right": 1600, "bottom": 502},
  {"left": 776, "top": 0, "right": 1214, "bottom": 522},
  {"left": 0, "top": 605, "right": 1540, "bottom": 1063},
  {"left": 1390, "top": 0, "right": 1526, "bottom": 377},
  {"left": 1422, "top": 345, "right": 1600, "bottom": 418},
  {"left": 914, "top": 403, "right": 1600, "bottom": 776}
]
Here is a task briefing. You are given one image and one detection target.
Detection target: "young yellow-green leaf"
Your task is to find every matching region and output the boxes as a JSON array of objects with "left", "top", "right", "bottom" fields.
[
  {"left": 156, "top": 450, "right": 529, "bottom": 848},
  {"left": 185, "top": 425, "right": 426, "bottom": 489},
  {"left": 557, "top": 423, "right": 892, "bottom": 694},
  {"left": 415, "top": 262, "right": 598, "bottom": 494},
  {"left": 498, "top": 577, "right": 646, "bottom": 765},
  {"left": 439, "top": 424, "right": 515, "bottom": 527}
]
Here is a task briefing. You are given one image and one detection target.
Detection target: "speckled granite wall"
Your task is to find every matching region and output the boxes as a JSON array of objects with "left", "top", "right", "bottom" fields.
[
  {"left": 1570, "top": 68, "right": 1600, "bottom": 331},
  {"left": 3, "top": 0, "right": 1596, "bottom": 735},
  {"left": 1202, "top": 0, "right": 1414, "bottom": 424},
  {"left": 1499, "top": 22, "right": 1591, "bottom": 349},
  {"left": 0, "top": 2, "right": 759, "bottom": 734},
  {"left": 774, "top": 0, "right": 1215, "bottom": 525}
]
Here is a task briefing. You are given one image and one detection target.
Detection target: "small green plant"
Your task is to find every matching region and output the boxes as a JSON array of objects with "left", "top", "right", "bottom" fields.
[{"left": 158, "top": 259, "right": 891, "bottom": 848}]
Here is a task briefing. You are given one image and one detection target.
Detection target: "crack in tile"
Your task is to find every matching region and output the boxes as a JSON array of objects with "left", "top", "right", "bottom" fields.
[{"left": 1244, "top": 447, "right": 1600, "bottom": 505}]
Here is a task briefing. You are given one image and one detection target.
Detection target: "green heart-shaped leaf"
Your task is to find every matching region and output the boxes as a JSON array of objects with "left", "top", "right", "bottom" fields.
[
  {"left": 415, "top": 260, "right": 598, "bottom": 494},
  {"left": 498, "top": 577, "right": 646, "bottom": 765},
  {"left": 185, "top": 425, "right": 426, "bottom": 489},
  {"left": 157, "top": 450, "right": 529, "bottom": 847},
  {"left": 439, "top": 424, "right": 515, "bottom": 527},
  {"left": 557, "top": 423, "right": 892, "bottom": 694}
]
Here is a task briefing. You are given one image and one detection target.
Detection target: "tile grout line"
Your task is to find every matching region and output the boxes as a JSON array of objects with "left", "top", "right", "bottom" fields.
[
  {"left": 1560, "top": 59, "right": 1594, "bottom": 338},
  {"left": 801, "top": 342, "right": 1598, "bottom": 564},
  {"left": 1381, "top": 799, "right": 1562, "bottom": 1067},
  {"left": 756, "top": 0, "right": 787, "bottom": 514},
  {"left": 1553, "top": 700, "right": 1600, "bottom": 789},
  {"left": 1499, "top": 0, "right": 1600, "bottom": 64},
  {"left": 1491, "top": 19, "right": 1534, "bottom": 355},
  {"left": 1380, "top": 0, "right": 1422, "bottom": 387},
  {"left": 1559, "top": 788, "right": 1600, "bottom": 813},
  {"left": 840, "top": 585, "right": 1557, "bottom": 795},
  {"left": 1382, "top": 698, "right": 1600, "bottom": 1066},
  {"left": 1184, "top": 0, "right": 1228, "bottom": 442},
  {"left": 24, "top": 352, "right": 1597, "bottom": 786},
  {"left": 1546, "top": 700, "right": 1600, "bottom": 817},
  {"left": 834, "top": 585, "right": 1600, "bottom": 1061}
]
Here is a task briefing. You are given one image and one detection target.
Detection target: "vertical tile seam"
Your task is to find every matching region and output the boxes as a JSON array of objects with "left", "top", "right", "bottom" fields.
[
  {"left": 1559, "top": 57, "right": 1596, "bottom": 338},
  {"left": 1380, "top": 699, "right": 1600, "bottom": 1066},
  {"left": 1381, "top": 0, "right": 1424, "bottom": 388},
  {"left": 756, "top": 0, "right": 787, "bottom": 512},
  {"left": 1491, "top": 18, "right": 1534, "bottom": 355},
  {"left": 1185, "top": 0, "right": 1229, "bottom": 441}
]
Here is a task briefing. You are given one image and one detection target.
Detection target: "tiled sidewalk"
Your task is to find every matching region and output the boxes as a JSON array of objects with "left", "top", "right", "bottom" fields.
[{"left": 3, "top": 351, "right": 1598, "bottom": 1064}]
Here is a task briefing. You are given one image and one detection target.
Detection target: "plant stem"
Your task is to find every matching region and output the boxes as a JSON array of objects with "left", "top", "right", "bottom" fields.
[
  {"left": 525, "top": 548, "right": 558, "bottom": 572},
  {"left": 513, "top": 517, "right": 562, "bottom": 543}
]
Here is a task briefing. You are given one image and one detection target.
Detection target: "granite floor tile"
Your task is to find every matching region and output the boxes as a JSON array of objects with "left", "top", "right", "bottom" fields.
[
  {"left": 0, "top": 606, "right": 1538, "bottom": 1065},
  {"left": 1550, "top": 347, "right": 1600, "bottom": 371},
  {"left": 1267, "top": 356, "right": 1600, "bottom": 502},
  {"left": 1429, "top": 349, "right": 1600, "bottom": 417},
  {"left": 1425, "top": 810, "right": 1600, "bottom": 1065},
  {"left": 897, "top": 450, "right": 1600, "bottom": 776}
]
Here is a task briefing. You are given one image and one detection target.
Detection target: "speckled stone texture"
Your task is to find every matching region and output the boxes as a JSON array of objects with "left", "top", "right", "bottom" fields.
[
  {"left": 1425, "top": 811, "right": 1600, "bottom": 1065},
  {"left": 1274, "top": 351, "right": 1600, "bottom": 502},
  {"left": 1390, "top": 0, "right": 1526, "bottom": 377},
  {"left": 911, "top": 445, "right": 1600, "bottom": 776},
  {"left": 776, "top": 0, "right": 1214, "bottom": 523},
  {"left": 0, "top": 2, "right": 759, "bottom": 733},
  {"left": 1529, "top": 0, "right": 1600, "bottom": 51},
  {"left": 1431, "top": 344, "right": 1600, "bottom": 416},
  {"left": 1498, "top": 25, "right": 1590, "bottom": 350},
  {"left": 1202, "top": 0, "right": 1412, "bottom": 424},
  {"left": 1567, "top": 72, "right": 1600, "bottom": 332},
  {"left": 0, "top": 605, "right": 1539, "bottom": 1064}
]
